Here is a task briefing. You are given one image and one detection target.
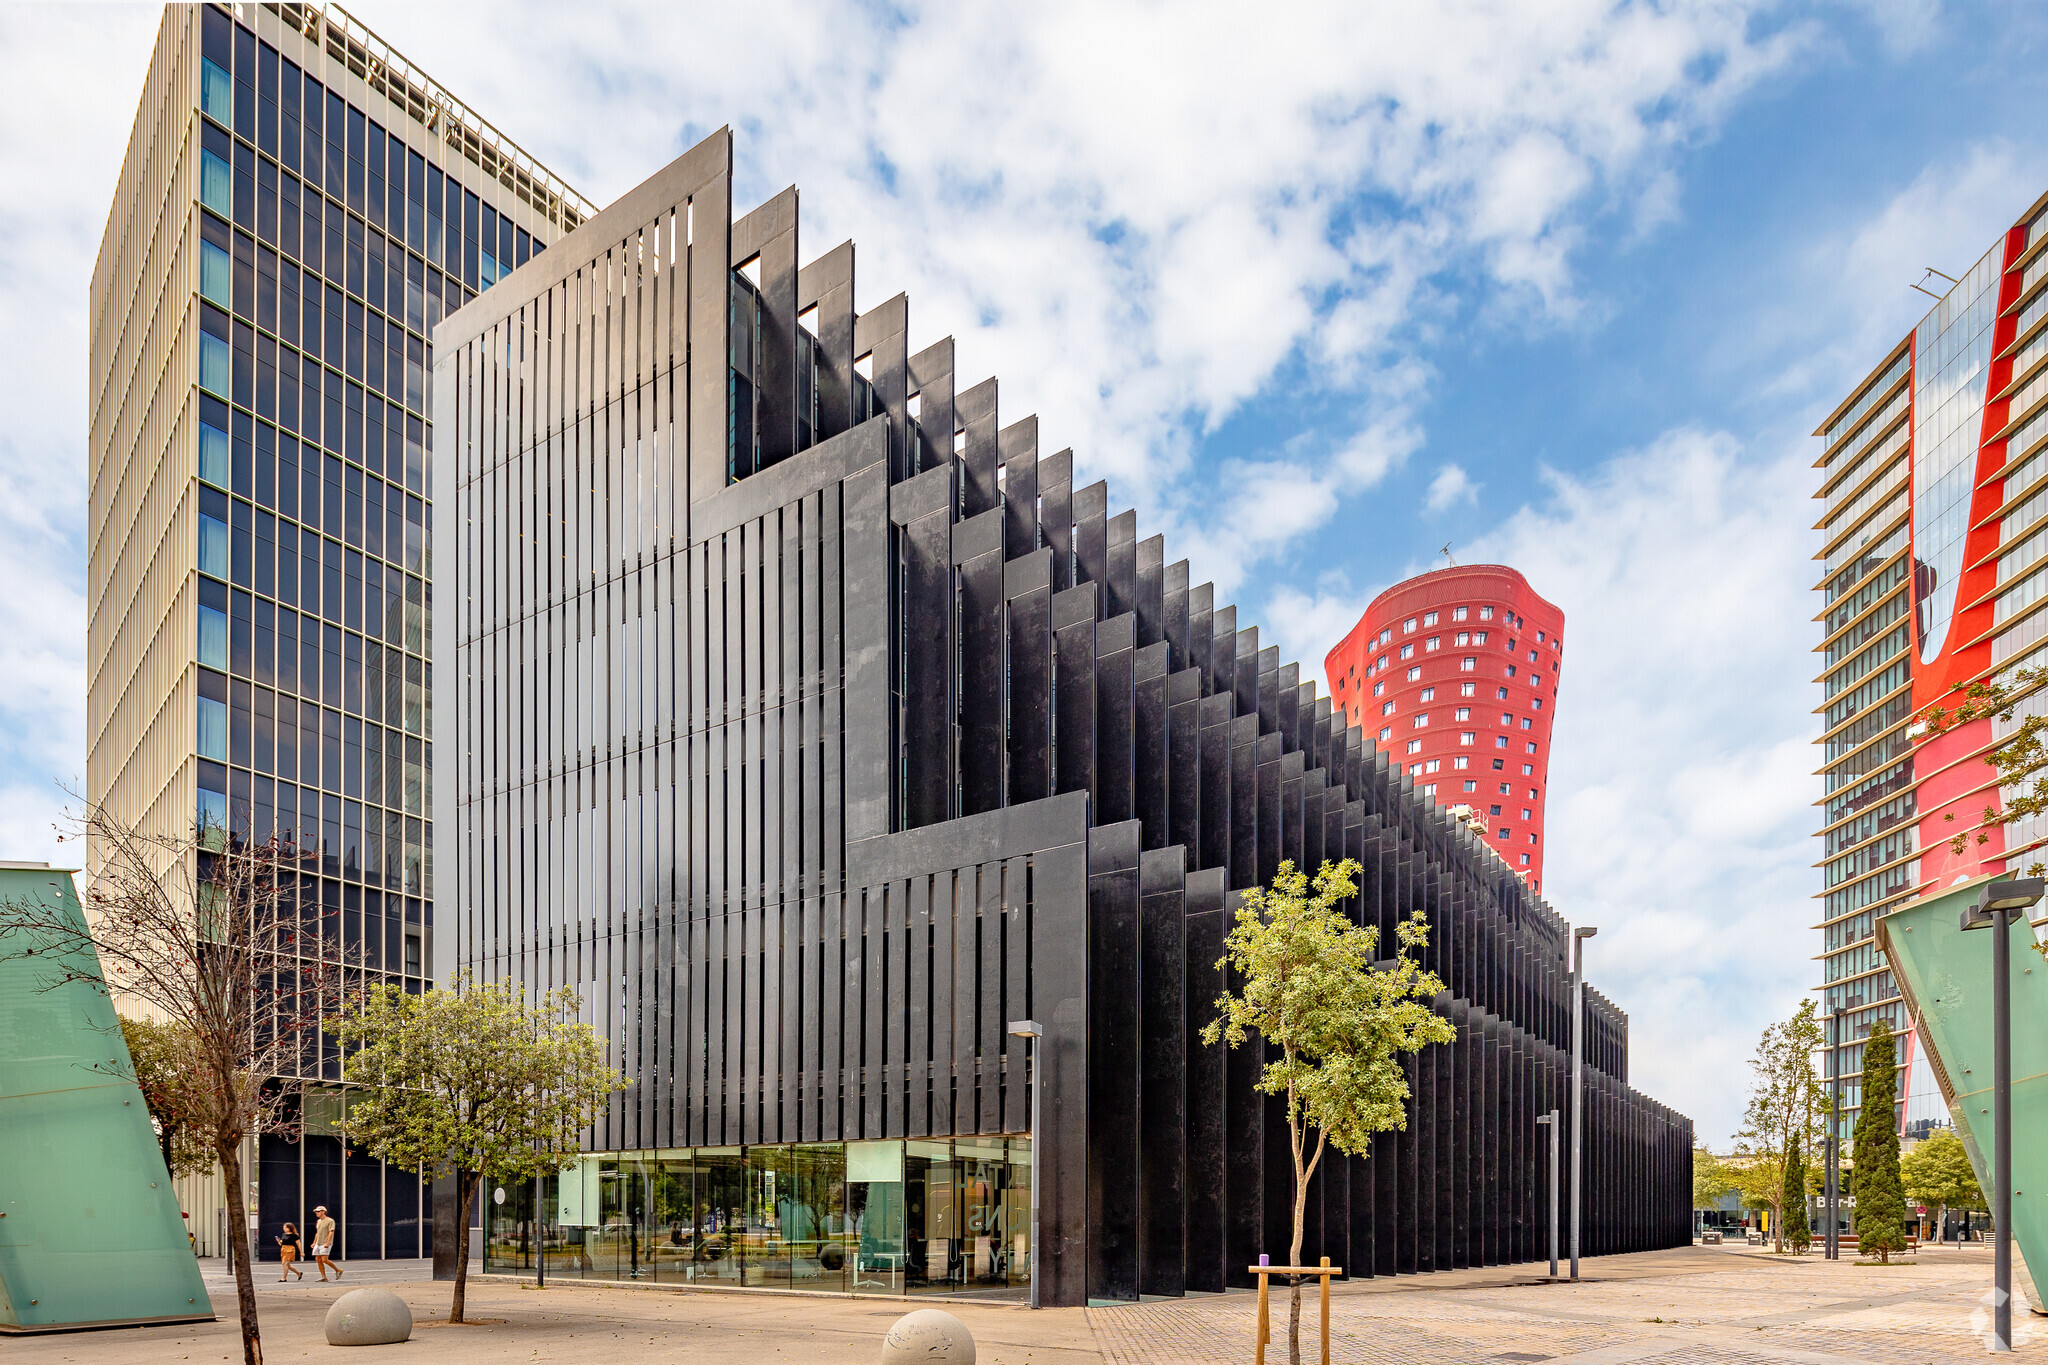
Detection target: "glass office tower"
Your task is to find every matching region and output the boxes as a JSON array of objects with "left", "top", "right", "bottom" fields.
[
  {"left": 88, "top": 1, "right": 590, "bottom": 1258},
  {"left": 1813, "top": 189, "right": 2048, "bottom": 1151}
]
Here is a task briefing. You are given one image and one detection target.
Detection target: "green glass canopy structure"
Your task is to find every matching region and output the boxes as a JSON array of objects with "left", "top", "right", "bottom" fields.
[
  {"left": 0, "top": 864, "right": 211, "bottom": 1332},
  {"left": 1877, "top": 876, "right": 2048, "bottom": 1296}
]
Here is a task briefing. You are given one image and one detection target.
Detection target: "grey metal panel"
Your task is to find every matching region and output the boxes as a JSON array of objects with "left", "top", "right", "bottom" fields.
[
  {"left": 1033, "top": 837, "right": 1090, "bottom": 1309},
  {"left": 1107, "top": 510, "right": 1137, "bottom": 623},
  {"left": 797, "top": 240, "right": 855, "bottom": 440},
  {"left": 847, "top": 793, "right": 1090, "bottom": 885},
  {"left": 1163, "top": 560, "right": 1190, "bottom": 676},
  {"left": 1005, "top": 550, "right": 1053, "bottom": 806},
  {"left": 734, "top": 186, "right": 799, "bottom": 469},
  {"left": 906, "top": 872, "right": 930, "bottom": 1138},
  {"left": 1086, "top": 821, "right": 1141, "bottom": 1303},
  {"left": 1182, "top": 866, "right": 1228, "bottom": 1294},
  {"left": 977, "top": 862, "right": 1004, "bottom": 1133},
  {"left": 1053, "top": 586, "right": 1098, "bottom": 807},
  {"left": 1039, "top": 449, "right": 1073, "bottom": 593},
  {"left": 908, "top": 337, "right": 955, "bottom": 478},
  {"left": 893, "top": 462, "right": 957, "bottom": 831},
  {"left": 956, "top": 508, "right": 1006, "bottom": 818},
  {"left": 1167, "top": 669, "right": 1202, "bottom": 857},
  {"left": 1135, "top": 535, "right": 1164, "bottom": 649},
  {"left": 1073, "top": 480, "right": 1107, "bottom": 590},
  {"left": 1137, "top": 844, "right": 1186, "bottom": 1298},
  {"left": 956, "top": 377, "right": 1000, "bottom": 519},
  {"left": 1095, "top": 614, "right": 1136, "bottom": 828},
  {"left": 841, "top": 461, "right": 893, "bottom": 841},
  {"left": 1134, "top": 643, "right": 1169, "bottom": 853},
  {"left": 929, "top": 867, "right": 955, "bottom": 1137},
  {"left": 1002, "top": 854, "right": 1031, "bottom": 1136},
  {"left": 687, "top": 135, "right": 735, "bottom": 510},
  {"left": 863, "top": 885, "right": 886, "bottom": 1137},
  {"left": 693, "top": 418, "right": 886, "bottom": 540},
  {"left": 1000, "top": 418, "right": 1039, "bottom": 557},
  {"left": 855, "top": 294, "right": 909, "bottom": 482}
]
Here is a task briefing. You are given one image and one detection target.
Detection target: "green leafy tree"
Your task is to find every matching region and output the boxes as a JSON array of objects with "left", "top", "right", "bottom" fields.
[
  {"left": 1901, "top": 1127, "right": 1983, "bottom": 1247},
  {"left": 120, "top": 1015, "right": 212, "bottom": 1177},
  {"left": 1851, "top": 1018, "right": 1908, "bottom": 1261},
  {"left": 1780, "top": 1132, "right": 1811, "bottom": 1252},
  {"left": 1201, "top": 859, "right": 1454, "bottom": 1365},
  {"left": 1734, "top": 1000, "right": 1825, "bottom": 1253},
  {"left": 331, "top": 975, "right": 630, "bottom": 1323},
  {"left": 1692, "top": 1142, "right": 1738, "bottom": 1212}
]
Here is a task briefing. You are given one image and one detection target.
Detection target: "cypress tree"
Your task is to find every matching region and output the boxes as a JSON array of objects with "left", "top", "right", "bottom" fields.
[
  {"left": 1852, "top": 1018, "right": 1908, "bottom": 1262},
  {"left": 1781, "top": 1131, "right": 1811, "bottom": 1253}
]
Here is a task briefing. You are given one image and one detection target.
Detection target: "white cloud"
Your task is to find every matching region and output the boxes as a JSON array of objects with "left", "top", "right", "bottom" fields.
[
  {"left": 1462, "top": 428, "right": 1820, "bottom": 1144},
  {"left": 351, "top": 0, "right": 1799, "bottom": 590},
  {"left": 0, "top": 3, "right": 159, "bottom": 864},
  {"left": 1425, "top": 463, "right": 1480, "bottom": 513}
]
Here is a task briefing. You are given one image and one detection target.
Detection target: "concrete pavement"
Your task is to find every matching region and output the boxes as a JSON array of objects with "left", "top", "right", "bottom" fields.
[{"left": 8, "top": 1241, "right": 2036, "bottom": 1363}]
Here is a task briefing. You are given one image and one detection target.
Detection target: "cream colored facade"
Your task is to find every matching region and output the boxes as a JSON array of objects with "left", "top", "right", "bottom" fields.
[{"left": 88, "top": 0, "right": 589, "bottom": 1258}]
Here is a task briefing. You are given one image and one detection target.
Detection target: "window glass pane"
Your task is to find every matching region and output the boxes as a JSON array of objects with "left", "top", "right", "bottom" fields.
[
  {"left": 199, "top": 512, "right": 229, "bottom": 577},
  {"left": 200, "top": 238, "right": 232, "bottom": 306},
  {"left": 201, "top": 59, "right": 233, "bottom": 123},
  {"left": 199, "top": 420, "right": 230, "bottom": 486},
  {"left": 199, "top": 603, "right": 228, "bottom": 667},
  {"left": 199, "top": 331, "right": 231, "bottom": 396},
  {"left": 200, "top": 149, "right": 233, "bottom": 216},
  {"left": 196, "top": 786, "right": 228, "bottom": 847},
  {"left": 198, "top": 696, "right": 228, "bottom": 760}
]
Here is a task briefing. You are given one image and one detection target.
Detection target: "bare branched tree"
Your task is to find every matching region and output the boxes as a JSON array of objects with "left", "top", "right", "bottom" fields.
[{"left": 0, "top": 796, "right": 351, "bottom": 1365}]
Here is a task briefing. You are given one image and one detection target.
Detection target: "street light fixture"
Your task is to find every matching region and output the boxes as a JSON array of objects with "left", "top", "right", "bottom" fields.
[
  {"left": 1570, "top": 926, "right": 1596, "bottom": 1281},
  {"left": 1959, "top": 876, "right": 2042, "bottom": 1354},
  {"left": 1536, "top": 1109, "right": 1560, "bottom": 1277},
  {"left": 1007, "top": 1019, "right": 1043, "bottom": 1310}
]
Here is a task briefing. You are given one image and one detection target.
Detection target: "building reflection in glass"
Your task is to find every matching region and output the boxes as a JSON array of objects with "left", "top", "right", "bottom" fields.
[{"left": 483, "top": 1137, "right": 1031, "bottom": 1299}]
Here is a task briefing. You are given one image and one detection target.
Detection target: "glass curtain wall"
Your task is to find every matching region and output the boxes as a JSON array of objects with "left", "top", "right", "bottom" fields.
[{"left": 483, "top": 1138, "right": 1030, "bottom": 1298}]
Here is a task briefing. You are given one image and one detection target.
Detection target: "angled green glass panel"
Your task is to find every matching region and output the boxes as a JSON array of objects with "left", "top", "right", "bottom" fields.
[
  {"left": 0, "top": 866, "right": 211, "bottom": 1332},
  {"left": 1879, "top": 878, "right": 2048, "bottom": 1296}
]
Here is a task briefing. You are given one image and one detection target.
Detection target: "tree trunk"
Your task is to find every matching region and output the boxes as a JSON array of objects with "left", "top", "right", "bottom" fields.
[
  {"left": 219, "top": 1139, "right": 263, "bottom": 1365},
  {"left": 452, "top": 1171, "right": 478, "bottom": 1324}
]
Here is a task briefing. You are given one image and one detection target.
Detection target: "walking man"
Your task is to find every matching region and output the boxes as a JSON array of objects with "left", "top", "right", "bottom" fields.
[{"left": 311, "top": 1205, "right": 343, "bottom": 1281}]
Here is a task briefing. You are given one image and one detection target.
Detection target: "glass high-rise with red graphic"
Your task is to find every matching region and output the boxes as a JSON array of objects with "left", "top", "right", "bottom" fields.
[
  {"left": 1814, "top": 188, "right": 2048, "bottom": 1151},
  {"left": 1325, "top": 565, "right": 1564, "bottom": 894}
]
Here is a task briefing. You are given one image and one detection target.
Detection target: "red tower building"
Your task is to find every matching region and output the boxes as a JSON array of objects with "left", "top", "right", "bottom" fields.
[{"left": 1324, "top": 565, "right": 1565, "bottom": 892}]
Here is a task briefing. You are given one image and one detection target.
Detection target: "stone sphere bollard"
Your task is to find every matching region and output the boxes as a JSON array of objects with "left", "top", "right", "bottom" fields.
[
  {"left": 323, "top": 1287, "right": 414, "bottom": 1346},
  {"left": 881, "top": 1307, "right": 975, "bottom": 1364}
]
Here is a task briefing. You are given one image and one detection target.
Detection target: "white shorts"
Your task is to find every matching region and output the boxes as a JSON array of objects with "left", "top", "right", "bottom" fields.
[{"left": 312, "top": 1243, "right": 331, "bottom": 1257}]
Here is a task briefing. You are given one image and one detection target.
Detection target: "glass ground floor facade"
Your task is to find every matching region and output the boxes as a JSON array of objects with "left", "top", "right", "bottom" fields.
[{"left": 483, "top": 1137, "right": 1031, "bottom": 1298}]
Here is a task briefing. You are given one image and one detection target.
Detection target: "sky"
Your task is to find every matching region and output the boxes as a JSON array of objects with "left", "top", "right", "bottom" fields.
[{"left": 2, "top": 0, "right": 2045, "bottom": 1147}]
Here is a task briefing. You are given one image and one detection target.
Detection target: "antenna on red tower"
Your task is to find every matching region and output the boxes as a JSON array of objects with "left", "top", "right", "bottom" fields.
[{"left": 1440, "top": 543, "right": 1457, "bottom": 567}]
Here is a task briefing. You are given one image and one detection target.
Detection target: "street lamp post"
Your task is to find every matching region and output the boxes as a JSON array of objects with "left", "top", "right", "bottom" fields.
[
  {"left": 1959, "top": 877, "right": 2042, "bottom": 1354},
  {"left": 1826, "top": 1005, "right": 1843, "bottom": 1261},
  {"left": 1537, "top": 1109, "right": 1559, "bottom": 1277},
  {"left": 1007, "top": 1019, "right": 1044, "bottom": 1310},
  {"left": 1570, "top": 926, "right": 1596, "bottom": 1281}
]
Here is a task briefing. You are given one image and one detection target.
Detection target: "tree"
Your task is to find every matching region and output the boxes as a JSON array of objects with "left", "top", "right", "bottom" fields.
[
  {"left": 1901, "top": 1128, "right": 1985, "bottom": 1246},
  {"left": 1779, "top": 1132, "right": 1811, "bottom": 1253},
  {"left": 1200, "top": 859, "right": 1455, "bottom": 1365},
  {"left": 1851, "top": 1018, "right": 1908, "bottom": 1261},
  {"left": 1734, "top": 1000, "right": 1824, "bottom": 1253},
  {"left": 330, "top": 975, "right": 630, "bottom": 1323},
  {"left": 0, "top": 800, "right": 338, "bottom": 1365},
  {"left": 121, "top": 1015, "right": 212, "bottom": 1178},
  {"left": 1692, "top": 1142, "right": 1738, "bottom": 1212}
]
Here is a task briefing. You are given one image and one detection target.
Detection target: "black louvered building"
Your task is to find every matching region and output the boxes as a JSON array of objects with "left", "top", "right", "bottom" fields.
[{"left": 436, "top": 129, "right": 1692, "bottom": 1306}]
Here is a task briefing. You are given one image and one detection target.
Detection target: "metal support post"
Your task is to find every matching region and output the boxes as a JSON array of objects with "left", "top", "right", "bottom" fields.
[
  {"left": 1009, "top": 1019, "right": 1043, "bottom": 1310},
  {"left": 1570, "top": 926, "right": 1595, "bottom": 1281},
  {"left": 1537, "top": 1109, "right": 1559, "bottom": 1277}
]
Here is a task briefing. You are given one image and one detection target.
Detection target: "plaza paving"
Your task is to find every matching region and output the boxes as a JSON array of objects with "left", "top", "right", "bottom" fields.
[{"left": 9, "top": 1242, "right": 2038, "bottom": 1362}]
